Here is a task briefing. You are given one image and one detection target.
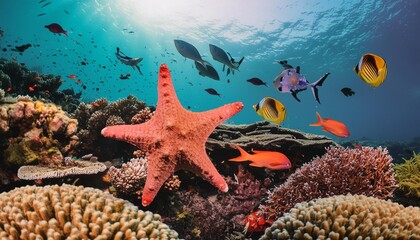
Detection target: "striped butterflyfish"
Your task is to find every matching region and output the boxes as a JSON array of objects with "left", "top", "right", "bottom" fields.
[
  {"left": 253, "top": 97, "right": 286, "bottom": 124},
  {"left": 354, "top": 53, "right": 387, "bottom": 87}
]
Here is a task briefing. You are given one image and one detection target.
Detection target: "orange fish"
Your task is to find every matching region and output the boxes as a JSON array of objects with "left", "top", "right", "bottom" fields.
[
  {"left": 229, "top": 144, "right": 291, "bottom": 170},
  {"left": 310, "top": 112, "right": 350, "bottom": 138},
  {"left": 28, "top": 84, "right": 37, "bottom": 91},
  {"left": 67, "top": 74, "right": 76, "bottom": 79},
  {"left": 6, "top": 87, "right": 11, "bottom": 92},
  {"left": 76, "top": 79, "right": 82, "bottom": 83},
  {"left": 90, "top": 102, "right": 100, "bottom": 107}
]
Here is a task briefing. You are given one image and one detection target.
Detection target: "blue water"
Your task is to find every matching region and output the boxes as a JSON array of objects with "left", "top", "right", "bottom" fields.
[{"left": 1, "top": 0, "right": 419, "bottom": 141}]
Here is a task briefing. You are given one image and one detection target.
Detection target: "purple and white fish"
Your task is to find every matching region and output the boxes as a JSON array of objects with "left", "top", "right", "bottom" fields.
[{"left": 273, "top": 60, "right": 330, "bottom": 104}]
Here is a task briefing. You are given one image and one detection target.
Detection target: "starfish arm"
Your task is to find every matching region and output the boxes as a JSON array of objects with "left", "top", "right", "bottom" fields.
[
  {"left": 155, "top": 64, "right": 184, "bottom": 113},
  {"left": 101, "top": 124, "right": 149, "bottom": 148},
  {"left": 142, "top": 153, "right": 176, "bottom": 206},
  {"left": 197, "top": 102, "right": 243, "bottom": 136},
  {"left": 177, "top": 150, "right": 228, "bottom": 193}
]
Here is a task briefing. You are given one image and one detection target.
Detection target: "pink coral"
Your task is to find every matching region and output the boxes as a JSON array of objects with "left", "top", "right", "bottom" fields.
[{"left": 260, "top": 146, "right": 397, "bottom": 220}]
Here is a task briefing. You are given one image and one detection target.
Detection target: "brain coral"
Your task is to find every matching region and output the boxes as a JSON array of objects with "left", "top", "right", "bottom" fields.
[
  {"left": 0, "top": 184, "right": 179, "bottom": 239},
  {"left": 260, "top": 194, "right": 420, "bottom": 240}
]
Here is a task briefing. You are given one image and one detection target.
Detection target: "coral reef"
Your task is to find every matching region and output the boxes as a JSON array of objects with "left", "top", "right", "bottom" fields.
[
  {"left": 0, "top": 184, "right": 179, "bottom": 239},
  {"left": 73, "top": 95, "right": 148, "bottom": 158},
  {"left": 164, "top": 166, "right": 270, "bottom": 240},
  {"left": 260, "top": 194, "right": 420, "bottom": 240},
  {"left": 0, "top": 59, "right": 81, "bottom": 113},
  {"left": 260, "top": 146, "right": 397, "bottom": 221},
  {"left": 0, "top": 99, "right": 78, "bottom": 167},
  {"left": 101, "top": 64, "right": 243, "bottom": 206},
  {"left": 394, "top": 152, "right": 420, "bottom": 197}
]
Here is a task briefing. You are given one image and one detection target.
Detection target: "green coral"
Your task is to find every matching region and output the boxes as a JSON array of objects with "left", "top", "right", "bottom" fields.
[{"left": 394, "top": 152, "right": 420, "bottom": 197}]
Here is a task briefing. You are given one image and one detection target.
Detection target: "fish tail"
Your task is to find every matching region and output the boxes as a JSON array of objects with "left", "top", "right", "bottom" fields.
[
  {"left": 310, "top": 73, "right": 330, "bottom": 104},
  {"left": 229, "top": 144, "right": 251, "bottom": 162},
  {"left": 64, "top": 31, "right": 68, "bottom": 37},
  {"left": 309, "top": 112, "right": 323, "bottom": 126}
]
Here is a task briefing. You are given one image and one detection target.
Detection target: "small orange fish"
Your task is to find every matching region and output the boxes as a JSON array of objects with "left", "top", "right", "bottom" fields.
[
  {"left": 90, "top": 102, "right": 100, "bottom": 107},
  {"left": 6, "top": 87, "right": 11, "bottom": 92},
  {"left": 44, "top": 90, "right": 50, "bottom": 93},
  {"left": 76, "top": 79, "right": 82, "bottom": 83},
  {"left": 310, "top": 112, "right": 350, "bottom": 138},
  {"left": 229, "top": 144, "right": 291, "bottom": 170},
  {"left": 244, "top": 210, "right": 273, "bottom": 233},
  {"left": 28, "top": 84, "right": 37, "bottom": 91},
  {"left": 67, "top": 74, "right": 76, "bottom": 79}
]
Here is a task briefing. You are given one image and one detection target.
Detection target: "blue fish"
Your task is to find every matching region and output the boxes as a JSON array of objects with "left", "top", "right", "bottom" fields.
[
  {"left": 273, "top": 60, "right": 329, "bottom": 103},
  {"left": 195, "top": 60, "right": 220, "bottom": 80},
  {"left": 174, "top": 40, "right": 206, "bottom": 65},
  {"left": 209, "top": 44, "right": 244, "bottom": 76}
]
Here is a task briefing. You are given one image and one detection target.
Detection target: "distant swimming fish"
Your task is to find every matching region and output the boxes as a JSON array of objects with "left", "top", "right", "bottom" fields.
[
  {"left": 115, "top": 47, "right": 143, "bottom": 75},
  {"left": 45, "top": 23, "right": 68, "bottom": 36},
  {"left": 354, "top": 53, "right": 387, "bottom": 87},
  {"left": 273, "top": 60, "right": 330, "bottom": 103},
  {"left": 204, "top": 88, "right": 221, "bottom": 97},
  {"left": 341, "top": 87, "right": 355, "bottom": 97},
  {"left": 246, "top": 77, "right": 267, "bottom": 86},
  {"left": 12, "top": 44, "right": 32, "bottom": 55},
  {"left": 195, "top": 60, "right": 220, "bottom": 80},
  {"left": 209, "top": 44, "right": 244, "bottom": 76},
  {"left": 174, "top": 40, "right": 206, "bottom": 66}
]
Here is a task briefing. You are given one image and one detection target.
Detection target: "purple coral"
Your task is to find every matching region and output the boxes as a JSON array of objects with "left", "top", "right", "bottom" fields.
[{"left": 260, "top": 146, "right": 397, "bottom": 220}]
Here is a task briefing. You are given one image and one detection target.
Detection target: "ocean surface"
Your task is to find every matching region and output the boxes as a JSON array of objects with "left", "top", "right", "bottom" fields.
[{"left": 1, "top": 0, "right": 419, "bottom": 142}]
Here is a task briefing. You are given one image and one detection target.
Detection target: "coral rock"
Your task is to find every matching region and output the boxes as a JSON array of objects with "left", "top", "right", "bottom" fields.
[
  {"left": 102, "top": 64, "right": 243, "bottom": 206},
  {"left": 260, "top": 194, "right": 420, "bottom": 240}
]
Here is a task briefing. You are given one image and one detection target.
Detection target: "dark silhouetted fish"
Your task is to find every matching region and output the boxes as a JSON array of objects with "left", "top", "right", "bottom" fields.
[
  {"left": 247, "top": 77, "right": 267, "bottom": 86},
  {"left": 37, "top": 13, "right": 46, "bottom": 16},
  {"left": 209, "top": 44, "right": 244, "bottom": 76},
  {"left": 205, "top": 88, "right": 221, "bottom": 97},
  {"left": 12, "top": 44, "right": 32, "bottom": 55},
  {"left": 195, "top": 60, "right": 219, "bottom": 80},
  {"left": 174, "top": 40, "right": 205, "bottom": 66},
  {"left": 45, "top": 23, "right": 68, "bottom": 36},
  {"left": 341, "top": 87, "right": 355, "bottom": 97}
]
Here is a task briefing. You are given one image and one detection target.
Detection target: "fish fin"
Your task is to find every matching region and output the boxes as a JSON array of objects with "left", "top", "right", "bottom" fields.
[
  {"left": 354, "top": 64, "right": 359, "bottom": 73},
  {"left": 64, "top": 31, "right": 68, "bottom": 37},
  {"left": 311, "top": 72, "right": 330, "bottom": 104},
  {"left": 249, "top": 162, "right": 264, "bottom": 168},
  {"left": 229, "top": 144, "right": 251, "bottom": 162},
  {"left": 135, "top": 65, "right": 143, "bottom": 75},
  {"left": 309, "top": 112, "right": 323, "bottom": 126},
  {"left": 291, "top": 91, "right": 301, "bottom": 102},
  {"left": 222, "top": 64, "right": 225, "bottom": 72},
  {"left": 227, "top": 67, "right": 230, "bottom": 76},
  {"left": 296, "top": 66, "right": 300, "bottom": 74},
  {"left": 238, "top": 57, "right": 244, "bottom": 66}
]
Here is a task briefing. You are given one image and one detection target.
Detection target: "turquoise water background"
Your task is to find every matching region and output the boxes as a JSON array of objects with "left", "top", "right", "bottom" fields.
[{"left": 1, "top": 0, "right": 419, "bottom": 141}]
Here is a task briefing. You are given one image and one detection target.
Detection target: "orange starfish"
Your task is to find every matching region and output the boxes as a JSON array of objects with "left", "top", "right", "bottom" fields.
[{"left": 101, "top": 64, "right": 243, "bottom": 206}]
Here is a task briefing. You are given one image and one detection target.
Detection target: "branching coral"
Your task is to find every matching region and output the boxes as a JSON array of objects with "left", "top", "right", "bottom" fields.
[
  {"left": 0, "top": 184, "right": 179, "bottom": 239},
  {"left": 394, "top": 152, "right": 420, "bottom": 197},
  {"left": 73, "top": 95, "right": 150, "bottom": 158},
  {"left": 260, "top": 194, "right": 420, "bottom": 240},
  {"left": 108, "top": 157, "right": 148, "bottom": 195},
  {"left": 260, "top": 146, "right": 397, "bottom": 220},
  {"left": 165, "top": 166, "right": 271, "bottom": 239}
]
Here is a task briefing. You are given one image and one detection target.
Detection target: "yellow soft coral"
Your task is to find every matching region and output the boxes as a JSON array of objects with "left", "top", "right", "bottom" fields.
[{"left": 394, "top": 152, "right": 420, "bottom": 197}]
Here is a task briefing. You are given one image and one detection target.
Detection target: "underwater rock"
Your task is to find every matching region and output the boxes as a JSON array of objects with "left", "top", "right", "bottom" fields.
[{"left": 206, "top": 121, "right": 338, "bottom": 166}]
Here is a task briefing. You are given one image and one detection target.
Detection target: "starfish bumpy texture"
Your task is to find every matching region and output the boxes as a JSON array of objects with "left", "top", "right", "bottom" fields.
[{"left": 102, "top": 64, "right": 243, "bottom": 206}]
